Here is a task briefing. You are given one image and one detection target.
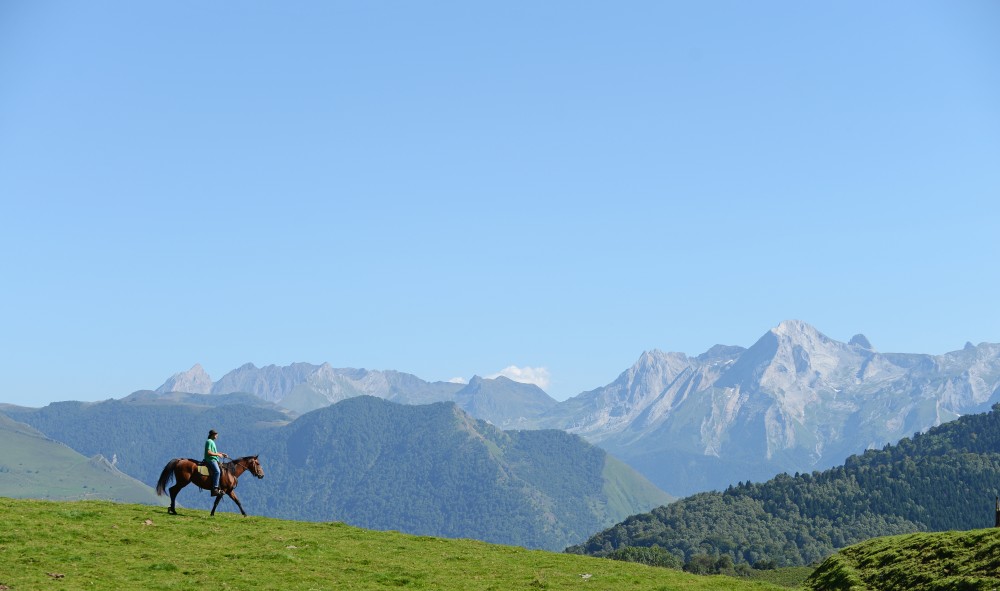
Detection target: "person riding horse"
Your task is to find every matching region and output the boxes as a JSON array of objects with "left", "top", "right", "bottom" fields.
[
  {"left": 156, "top": 427, "right": 264, "bottom": 517},
  {"left": 204, "top": 429, "right": 229, "bottom": 496}
]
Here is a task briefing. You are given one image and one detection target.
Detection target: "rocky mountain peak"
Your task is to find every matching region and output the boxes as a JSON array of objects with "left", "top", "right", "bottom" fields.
[
  {"left": 155, "top": 363, "right": 213, "bottom": 394},
  {"left": 696, "top": 344, "right": 746, "bottom": 362},
  {"left": 631, "top": 349, "right": 691, "bottom": 375},
  {"left": 771, "top": 319, "right": 828, "bottom": 344},
  {"left": 210, "top": 362, "right": 322, "bottom": 402},
  {"left": 849, "top": 334, "right": 874, "bottom": 351},
  {"left": 715, "top": 321, "right": 868, "bottom": 398}
]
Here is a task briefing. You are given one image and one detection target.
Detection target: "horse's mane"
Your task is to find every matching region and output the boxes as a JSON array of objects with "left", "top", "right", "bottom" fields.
[{"left": 222, "top": 456, "right": 254, "bottom": 473}]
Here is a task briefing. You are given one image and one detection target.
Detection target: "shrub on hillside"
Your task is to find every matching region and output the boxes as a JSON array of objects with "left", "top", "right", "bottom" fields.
[{"left": 607, "top": 545, "right": 682, "bottom": 569}]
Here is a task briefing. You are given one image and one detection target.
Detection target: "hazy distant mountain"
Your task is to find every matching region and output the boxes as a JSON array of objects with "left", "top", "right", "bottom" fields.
[
  {"left": 540, "top": 320, "right": 1000, "bottom": 495},
  {"left": 124, "top": 389, "right": 291, "bottom": 411},
  {"left": 454, "top": 375, "right": 558, "bottom": 428},
  {"left": 157, "top": 363, "right": 461, "bottom": 408},
  {"left": 155, "top": 363, "right": 547, "bottom": 427},
  {"left": 156, "top": 363, "right": 213, "bottom": 395}
]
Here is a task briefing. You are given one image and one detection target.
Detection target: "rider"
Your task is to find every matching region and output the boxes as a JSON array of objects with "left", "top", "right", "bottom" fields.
[{"left": 204, "top": 429, "right": 229, "bottom": 497}]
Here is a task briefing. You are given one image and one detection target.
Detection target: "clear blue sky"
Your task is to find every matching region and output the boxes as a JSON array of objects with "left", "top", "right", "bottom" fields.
[{"left": 2, "top": 2, "right": 999, "bottom": 407}]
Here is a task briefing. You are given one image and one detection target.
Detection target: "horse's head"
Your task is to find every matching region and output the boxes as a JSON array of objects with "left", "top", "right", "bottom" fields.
[{"left": 247, "top": 455, "right": 264, "bottom": 479}]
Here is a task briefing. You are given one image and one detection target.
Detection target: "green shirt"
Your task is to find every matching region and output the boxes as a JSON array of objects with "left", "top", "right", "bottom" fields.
[{"left": 204, "top": 438, "right": 219, "bottom": 464}]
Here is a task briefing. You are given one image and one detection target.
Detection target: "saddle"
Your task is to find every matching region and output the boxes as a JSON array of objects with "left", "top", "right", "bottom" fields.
[{"left": 188, "top": 459, "right": 210, "bottom": 477}]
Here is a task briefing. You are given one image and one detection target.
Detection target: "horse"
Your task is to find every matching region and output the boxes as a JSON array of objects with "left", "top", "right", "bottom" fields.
[{"left": 156, "top": 455, "right": 264, "bottom": 517}]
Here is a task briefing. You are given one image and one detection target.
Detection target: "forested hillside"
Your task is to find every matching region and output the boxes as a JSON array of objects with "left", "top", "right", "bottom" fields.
[
  {"left": 253, "top": 397, "right": 668, "bottom": 549},
  {"left": 569, "top": 404, "right": 1000, "bottom": 567}
]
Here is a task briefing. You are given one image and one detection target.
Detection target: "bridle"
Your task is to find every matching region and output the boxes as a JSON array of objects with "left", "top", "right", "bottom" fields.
[{"left": 227, "top": 456, "right": 265, "bottom": 479}]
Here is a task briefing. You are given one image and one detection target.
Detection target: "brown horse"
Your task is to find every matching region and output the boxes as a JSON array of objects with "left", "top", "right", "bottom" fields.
[{"left": 156, "top": 455, "right": 264, "bottom": 516}]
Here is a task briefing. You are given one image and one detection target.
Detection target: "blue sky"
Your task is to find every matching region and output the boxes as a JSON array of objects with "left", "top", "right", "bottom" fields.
[{"left": 2, "top": 2, "right": 999, "bottom": 407}]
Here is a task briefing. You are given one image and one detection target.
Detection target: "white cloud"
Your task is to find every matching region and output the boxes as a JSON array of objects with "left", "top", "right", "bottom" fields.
[
  {"left": 486, "top": 365, "right": 551, "bottom": 390},
  {"left": 448, "top": 377, "right": 468, "bottom": 384}
]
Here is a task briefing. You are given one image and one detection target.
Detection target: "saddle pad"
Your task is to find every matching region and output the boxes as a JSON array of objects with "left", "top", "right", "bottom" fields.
[{"left": 197, "top": 465, "right": 209, "bottom": 477}]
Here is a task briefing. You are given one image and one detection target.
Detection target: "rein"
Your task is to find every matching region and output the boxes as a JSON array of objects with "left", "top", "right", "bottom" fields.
[
  {"left": 221, "top": 458, "right": 244, "bottom": 475},
  {"left": 222, "top": 456, "right": 262, "bottom": 478}
]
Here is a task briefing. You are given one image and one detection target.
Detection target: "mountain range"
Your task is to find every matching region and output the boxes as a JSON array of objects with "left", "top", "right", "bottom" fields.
[
  {"left": 540, "top": 320, "right": 1000, "bottom": 495},
  {"left": 157, "top": 363, "right": 553, "bottom": 426},
  {"left": 153, "top": 320, "right": 1000, "bottom": 496}
]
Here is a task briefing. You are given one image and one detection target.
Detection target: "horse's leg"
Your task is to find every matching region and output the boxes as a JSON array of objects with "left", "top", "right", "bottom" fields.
[
  {"left": 168, "top": 482, "right": 185, "bottom": 515},
  {"left": 210, "top": 491, "right": 224, "bottom": 516},
  {"left": 226, "top": 490, "right": 247, "bottom": 517},
  {"left": 208, "top": 471, "right": 228, "bottom": 516}
]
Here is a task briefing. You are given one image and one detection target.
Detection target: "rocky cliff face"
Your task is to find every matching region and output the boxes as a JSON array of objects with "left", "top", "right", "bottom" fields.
[{"left": 540, "top": 320, "right": 1000, "bottom": 495}]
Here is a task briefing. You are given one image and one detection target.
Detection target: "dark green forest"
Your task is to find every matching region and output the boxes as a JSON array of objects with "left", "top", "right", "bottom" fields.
[{"left": 569, "top": 404, "right": 1000, "bottom": 567}]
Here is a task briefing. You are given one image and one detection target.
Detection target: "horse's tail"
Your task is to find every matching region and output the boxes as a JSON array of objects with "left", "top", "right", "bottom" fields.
[{"left": 156, "top": 458, "right": 180, "bottom": 496}]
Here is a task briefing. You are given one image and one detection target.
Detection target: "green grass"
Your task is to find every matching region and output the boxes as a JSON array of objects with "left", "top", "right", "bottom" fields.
[
  {"left": 805, "top": 528, "right": 1000, "bottom": 591},
  {"left": 0, "top": 497, "right": 787, "bottom": 591},
  {"left": 744, "top": 567, "right": 816, "bottom": 589}
]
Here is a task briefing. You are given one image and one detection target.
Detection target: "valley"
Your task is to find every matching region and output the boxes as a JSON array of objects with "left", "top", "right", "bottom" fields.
[{"left": 5, "top": 320, "right": 1000, "bottom": 585}]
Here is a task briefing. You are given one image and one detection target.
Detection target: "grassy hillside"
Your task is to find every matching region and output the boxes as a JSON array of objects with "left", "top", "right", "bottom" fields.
[
  {"left": 0, "top": 414, "right": 164, "bottom": 505},
  {"left": 0, "top": 497, "right": 784, "bottom": 591},
  {"left": 805, "top": 528, "right": 1000, "bottom": 591}
]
